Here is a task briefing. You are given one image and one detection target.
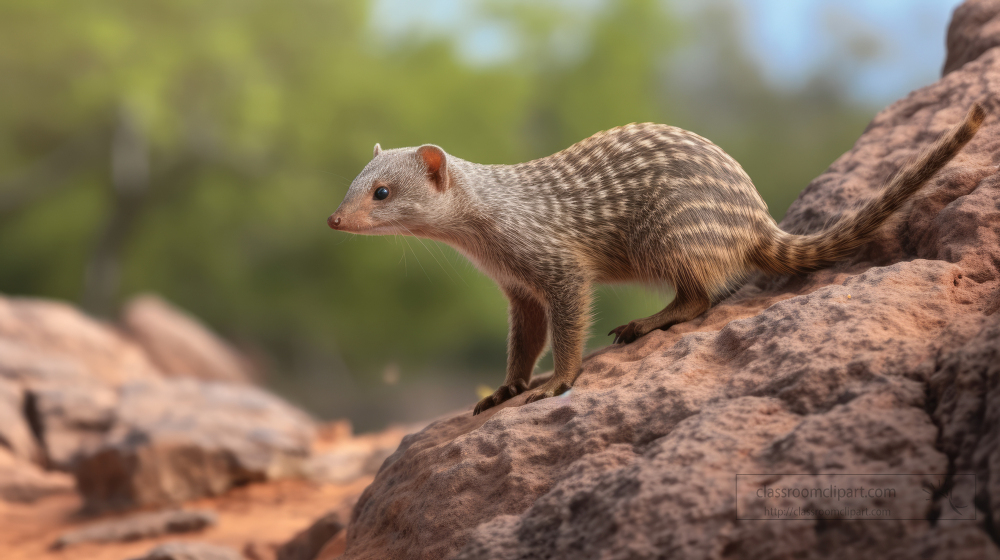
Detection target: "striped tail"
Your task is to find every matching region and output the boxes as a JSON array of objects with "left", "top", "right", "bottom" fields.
[{"left": 753, "top": 102, "right": 986, "bottom": 275}]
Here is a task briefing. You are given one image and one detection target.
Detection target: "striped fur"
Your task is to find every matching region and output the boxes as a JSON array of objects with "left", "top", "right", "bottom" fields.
[
  {"left": 752, "top": 103, "right": 985, "bottom": 274},
  {"left": 329, "top": 103, "right": 984, "bottom": 414}
]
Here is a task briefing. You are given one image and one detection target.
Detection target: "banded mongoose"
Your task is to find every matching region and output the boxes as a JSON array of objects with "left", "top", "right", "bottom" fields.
[{"left": 328, "top": 103, "right": 985, "bottom": 415}]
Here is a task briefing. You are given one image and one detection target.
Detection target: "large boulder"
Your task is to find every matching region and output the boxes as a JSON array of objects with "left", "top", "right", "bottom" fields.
[
  {"left": 0, "top": 296, "right": 161, "bottom": 387},
  {"left": 339, "top": 3, "right": 1000, "bottom": 559},
  {"left": 944, "top": 0, "right": 1000, "bottom": 75},
  {"left": 0, "top": 292, "right": 317, "bottom": 510},
  {"left": 0, "top": 295, "right": 161, "bottom": 473},
  {"left": 75, "top": 377, "right": 316, "bottom": 511}
]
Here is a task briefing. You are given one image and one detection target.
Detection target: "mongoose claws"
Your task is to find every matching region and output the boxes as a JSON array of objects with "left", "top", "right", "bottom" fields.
[
  {"left": 473, "top": 379, "right": 529, "bottom": 415},
  {"left": 609, "top": 323, "right": 641, "bottom": 344},
  {"left": 523, "top": 381, "right": 572, "bottom": 404}
]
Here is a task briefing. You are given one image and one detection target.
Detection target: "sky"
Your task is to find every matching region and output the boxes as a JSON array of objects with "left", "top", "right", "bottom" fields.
[{"left": 370, "top": 0, "right": 963, "bottom": 106}]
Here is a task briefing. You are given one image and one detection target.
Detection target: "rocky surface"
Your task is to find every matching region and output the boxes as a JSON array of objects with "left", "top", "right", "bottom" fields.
[
  {"left": 128, "top": 541, "right": 243, "bottom": 560},
  {"left": 276, "top": 511, "right": 344, "bottom": 560},
  {"left": 0, "top": 447, "right": 74, "bottom": 503},
  {"left": 0, "top": 377, "right": 41, "bottom": 464},
  {"left": 0, "top": 288, "right": 409, "bottom": 558},
  {"left": 0, "top": 297, "right": 161, "bottom": 387},
  {"left": 0, "top": 475, "right": 377, "bottom": 560},
  {"left": 944, "top": 0, "right": 1000, "bottom": 75},
  {"left": 28, "top": 380, "right": 118, "bottom": 470},
  {"left": 75, "top": 377, "right": 315, "bottom": 511},
  {"left": 0, "top": 291, "right": 329, "bottom": 511},
  {"left": 336, "top": 2, "right": 1000, "bottom": 559},
  {"left": 53, "top": 509, "right": 217, "bottom": 549},
  {"left": 121, "top": 294, "right": 256, "bottom": 384},
  {"left": 301, "top": 425, "right": 410, "bottom": 487}
]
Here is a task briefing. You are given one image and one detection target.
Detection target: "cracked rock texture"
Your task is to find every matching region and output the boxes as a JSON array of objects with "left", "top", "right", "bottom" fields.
[{"left": 341, "top": 2, "right": 1000, "bottom": 558}]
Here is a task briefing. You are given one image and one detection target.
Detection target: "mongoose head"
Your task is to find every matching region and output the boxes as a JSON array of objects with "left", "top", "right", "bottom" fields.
[{"left": 328, "top": 143, "right": 459, "bottom": 237}]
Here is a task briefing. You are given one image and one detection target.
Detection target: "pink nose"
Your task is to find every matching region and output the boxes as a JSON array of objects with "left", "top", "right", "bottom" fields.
[{"left": 327, "top": 215, "right": 341, "bottom": 229}]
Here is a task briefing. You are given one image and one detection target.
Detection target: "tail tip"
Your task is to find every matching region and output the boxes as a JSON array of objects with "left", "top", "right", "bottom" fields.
[{"left": 968, "top": 101, "right": 987, "bottom": 130}]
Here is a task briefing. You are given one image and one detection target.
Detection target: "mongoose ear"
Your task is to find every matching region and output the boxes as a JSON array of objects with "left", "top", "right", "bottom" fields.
[
  {"left": 373, "top": 143, "right": 382, "bottom": 158},
  {"left": 416, "top": 145, "right": 450, "bottom": 192}
]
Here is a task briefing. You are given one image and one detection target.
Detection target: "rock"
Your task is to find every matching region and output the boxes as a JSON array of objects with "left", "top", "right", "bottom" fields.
[
  {"left": 0, "top": 290, "right": 322, "bottom": 513},
  {"left": 25, "top": 380, "right": 118, "bottom": 470},
  {"left": 929, "top": 312, "right": 1000, "bottom": 537},
  {"left": 337, "top": 4, "right": 1000, "bottom": 559},
  {"left": 243, "top": 541, "right": 279, "bottom": 560},
  {"left": 300, "top": 449, "right": 373, "bottom": 487},
  {"left": 0, "top": 364, "right": 79, "bottom": 503},
  {"left": 313, "top": 532, "right": 347, "bottom": 560},
  {"left": 75, "top": 377, "right": 316, "bottom": 511},
  {"left": 0, "top": 296, "right": 161, "bottom": 387},
  {"left": 302, "top": 440, "right": 396, "bottom": 487},
  {"left": 121, "top": 294, "right": 256, "bottom": 384},
  {"left": 0, "top": 446, "right": 74, "bottom": 502},
  {"left": 0, "top": 377, "right": 41, "bottom": 464},
  {"left": 52, "top": 508, "right": 217, "bottom": 549},
  {"left": 129, "top": 541, "right": 244, "bottom": 560},
  {"left": 944, "top": 0, "right": 1000, "bottom": 75},
  {"left": 0, "top": 291, "right": 320, "bottom": 512},
  {"left": 302, "top": 422, "right": 411, "bottom": 486},
  {"left": 276, "top": 511, "right": 344, "bottom": 560}
]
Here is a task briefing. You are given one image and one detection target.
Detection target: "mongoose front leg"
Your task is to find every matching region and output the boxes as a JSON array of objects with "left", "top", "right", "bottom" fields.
[
  {"left": 609, "top": 282, "right": 710, "bottom": 344},
  {"left": 473, "top": 288, "right": 548, "bottom": 415},
  {"left": 523, "top": 280, "right": 591, "bottom": 405}
]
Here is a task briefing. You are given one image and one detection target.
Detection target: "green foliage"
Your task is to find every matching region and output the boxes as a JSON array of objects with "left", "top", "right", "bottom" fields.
[{"left": 0, "top": 0, "right": 878, "bottom": 427}]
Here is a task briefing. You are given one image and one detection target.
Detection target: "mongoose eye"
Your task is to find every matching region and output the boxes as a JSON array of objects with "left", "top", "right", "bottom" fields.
[{"left": 374, "top": 186, "right": 389, "bottom": 200}]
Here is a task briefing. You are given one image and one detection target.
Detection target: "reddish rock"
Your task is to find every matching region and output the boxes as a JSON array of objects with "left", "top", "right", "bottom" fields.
[
  {"left": 930, "top": 311, "right": 1000, "bottom": 543},
  {"left": 0, "top": 446, "right": 74, "bottom": 502},
  {"left": 338, "top": 3, "right": 1000, "bottom": 559},
  {"left": 0, "top": 296, "right": 161, "bottom": 387},
  {"left": 0, "top": 377, "right": 41, "bottom": 464},
  {"left": 52, "top": 508, "right": 218, "bottom": 549},
  {"left": 75, "top": 378, "right": 316, "bottom": 511},
  {"left": 121, "top": 294, "right": 256, "bottom": 384},
  {"left": 302, "top": 424, "right": 414, "bottom": 486},
  {"left": 129, "top": 541, "right": 243, "bottom": 560},
  {"left": 26, "top": 380, "right": 118, "bottom": 470},
  {"left": 944, "top": 0, "right": 1000, "bottom": 75},
  {"left": 275, "top": 511, "right": 343, "bottom": 560},
  {"left": 0, "top": 291, "right": 318, "bottom": 511}
]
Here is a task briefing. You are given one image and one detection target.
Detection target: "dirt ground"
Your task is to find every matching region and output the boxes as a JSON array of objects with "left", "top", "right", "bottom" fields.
[{"left": 0, "top": 476, "right": 370, "bottom": 560}]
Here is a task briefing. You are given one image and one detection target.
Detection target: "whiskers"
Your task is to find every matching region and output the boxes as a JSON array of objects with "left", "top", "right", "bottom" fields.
[{"left": 386, "top": 219, "right": 468, "bottom": 286}]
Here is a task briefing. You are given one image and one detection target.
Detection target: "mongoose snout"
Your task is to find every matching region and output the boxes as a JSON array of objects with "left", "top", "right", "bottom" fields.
[{"left": 329, "top": 103, "right": 985, "bottom": 415}]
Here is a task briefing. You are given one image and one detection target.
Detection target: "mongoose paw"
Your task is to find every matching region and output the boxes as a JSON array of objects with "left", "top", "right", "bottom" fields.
[
  {"left": 473, "top": 379, "right": 529, "bottom": 415},
  {"left": 523, "top": 380, "right": 572, "bottom": 405},
  {"left": 609, "top": 322, "right": 643, "bottom": 344}
]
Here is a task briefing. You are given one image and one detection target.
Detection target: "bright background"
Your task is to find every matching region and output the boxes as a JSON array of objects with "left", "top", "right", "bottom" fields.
[{"left": 0, "top": 0, "right": 962, "bottom": 430}]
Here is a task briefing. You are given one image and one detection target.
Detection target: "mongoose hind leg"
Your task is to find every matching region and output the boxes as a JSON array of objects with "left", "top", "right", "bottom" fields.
[
  {"left": 609, "top": 283, "right": 710, "bottom": 344},
  {"left": 474, "top": 288, "right": 548, "bottom": 415}
]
